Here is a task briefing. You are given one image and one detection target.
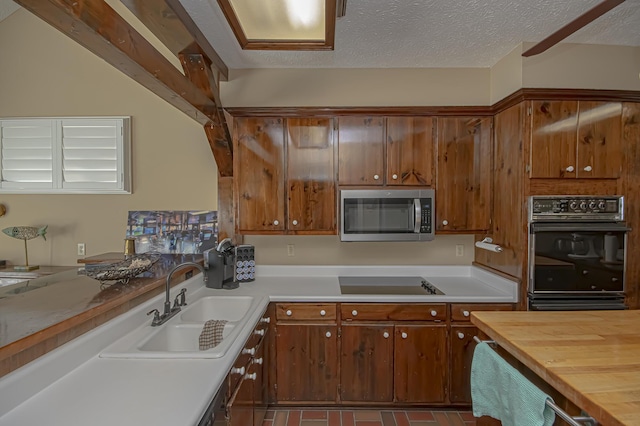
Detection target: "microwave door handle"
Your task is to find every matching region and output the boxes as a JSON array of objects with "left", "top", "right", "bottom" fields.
[{"left": 414, "top": 199, "right": 421, "bottom": 233}]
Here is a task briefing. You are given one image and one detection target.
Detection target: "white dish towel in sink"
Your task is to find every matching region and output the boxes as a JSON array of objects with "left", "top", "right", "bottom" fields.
[{"left": 199, "top": 320, "right": 228, "bottom": 350}]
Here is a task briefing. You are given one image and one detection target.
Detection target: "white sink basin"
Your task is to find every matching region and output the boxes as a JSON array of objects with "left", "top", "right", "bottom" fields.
[
  {"left": 137, "top": 322, "right": 235, "bottom": 352},
  {"left": 100, "top": 294, "right": 265, "bottom": 359},
  {"left": 180, "top": 296, "right": 255, "bottom": 323}
]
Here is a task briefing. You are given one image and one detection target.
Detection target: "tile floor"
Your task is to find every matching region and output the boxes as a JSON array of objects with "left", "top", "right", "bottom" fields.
[{"left": 262, "top": 409, "right": 476, "bottom": 426}]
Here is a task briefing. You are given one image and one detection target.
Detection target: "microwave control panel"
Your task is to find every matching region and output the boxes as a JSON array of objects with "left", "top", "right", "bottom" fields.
[
  {"left": 529, "top": 196, "right": 623, "bottom": 222},
  {"left": 420, "top": 198, "right": 433, "bottom": 233}
]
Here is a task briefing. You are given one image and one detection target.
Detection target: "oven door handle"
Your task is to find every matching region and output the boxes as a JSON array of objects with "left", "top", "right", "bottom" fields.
[{"left": 530, "top": 223, "right": 631, "bottom": 233}]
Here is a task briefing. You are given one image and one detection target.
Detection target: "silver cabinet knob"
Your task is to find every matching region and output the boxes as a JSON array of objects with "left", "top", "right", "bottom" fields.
[
  {"left": 320, "top": 309, "right": 326, "bottom": 316},
  {"left": 325, "top": 331, "right": 332, "bottom": 338},
  {"left": 242, "top": 347, "right": 256, "bottom": 355},
  {"left": 244, "top": 372, "right": 257, "bottom": 381},
  {"left": 583, "top": 165, "right": 593, "bottom": 172},
  {"left": 231, "top": 366, "right": 245, "bottom": 375},
  {"left": 254, "top": 357, "right": 263, "bottom": 365},
  {"left": 392, "top": 173, "right": 398, "bottom": 180},
  {"left": 401, "top": 332, "right": 408, "bottom": 339},
  {"left": 373, "top": 174, "right": 380, "bottom": 180},
  {"left": 260, "top": 317, "right": 271, "bottom": 323},
  {"left": 442, "top": 220, "right": 449, "bottom": 226},
  {"left": 566, "top": 166, "right": 575, "bottom": 172},
  {"left": 430, "top": 310, "right": 437, "bottom": 317},
  {"left": 286, "top": 310, "right": 292, "bottom": 316},
  {"left": 292, "top": 220, "right": 298, "bottom": 226},
  {"left": 463, "top": 310, "right": 470, "bottom": 317},
  {"left": 273, "top": 220, "right": 279, "bottom": 226},
  {"left": 254, "top": 329, "right": 266, "bottom": 336},
  {"left": 457, "top": 332, "right": 465, "bottom": 339},
  {"left": 383, "top": 331, "right": 390, "bottom": 339},
  {"left": 351, "top": 310, "right": 358, "bottom": 316}
]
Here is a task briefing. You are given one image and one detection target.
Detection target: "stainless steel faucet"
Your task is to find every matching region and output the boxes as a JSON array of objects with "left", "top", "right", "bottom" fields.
[{"left": 147, "top": 262, "right": 207, "bottom": 326}]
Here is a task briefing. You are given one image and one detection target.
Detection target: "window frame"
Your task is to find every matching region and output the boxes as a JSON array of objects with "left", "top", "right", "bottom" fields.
[{"left": 0, "top": 116, "right": 132, "bottom": 194}]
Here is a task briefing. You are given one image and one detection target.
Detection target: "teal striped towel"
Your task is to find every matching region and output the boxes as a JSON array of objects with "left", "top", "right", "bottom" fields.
[{"left": 471, "top": 342, "right": 555, "bottom": 426}]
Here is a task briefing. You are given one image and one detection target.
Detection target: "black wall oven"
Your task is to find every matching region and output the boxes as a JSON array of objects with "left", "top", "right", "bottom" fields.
[{"left": 528, "top": 195, "right": 629, "bottom": 311}]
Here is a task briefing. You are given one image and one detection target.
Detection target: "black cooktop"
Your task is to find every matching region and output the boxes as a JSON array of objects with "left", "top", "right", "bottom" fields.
[{"left": 338, "top": 276, "right": 444, "bottom": 295}]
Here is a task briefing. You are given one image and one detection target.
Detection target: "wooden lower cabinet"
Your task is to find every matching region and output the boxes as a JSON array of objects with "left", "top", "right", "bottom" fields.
[
  {"left": 340, "top": 323, "right": 394, "bottom": 402},
  {"left": 449, "top": 325, "right": 477, "bottom": 404},
  {"left": 394, "top": 324, "right": 448, "bottom": 403},
  {"left": 275, "top": 323, "right": 339, "bottom": 402}
]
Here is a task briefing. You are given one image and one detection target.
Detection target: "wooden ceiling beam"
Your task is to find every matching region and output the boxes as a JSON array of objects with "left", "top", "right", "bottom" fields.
[
  {"left": 120, "top": 0, "right": 228, "bottom": 81},
  {"left": 15, "top": 0, "right": 218, "bottom": 126},
  {"left": 181, "top": 52, "right": 233, "bottom": 177}
]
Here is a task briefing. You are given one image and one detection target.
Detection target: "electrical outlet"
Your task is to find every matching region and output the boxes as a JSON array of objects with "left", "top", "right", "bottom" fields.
[
  {"left": 287, "top": 244, "right": 295, "bottom": 257},
  {"left": 455, "top": 244, "right": 464, "bottom": 257},
  {"left": 77, "top": 243, "right": 86, "bottom": 256}
]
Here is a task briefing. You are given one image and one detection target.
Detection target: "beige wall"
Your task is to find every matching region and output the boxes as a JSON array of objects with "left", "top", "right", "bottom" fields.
[
  {"left": 221, "top": 68, "right": 492, "bottom": 107},
  {"left": 0, "top": 10, "right": 218, "bottom": 266},
  {"left": 522, "top": 43, "right": 640, "bottom": 91},
  {"left": 246, "top": 235, "right": 475, "bottom": 265},
  {"left": 490, "top": 44, "right": 524, "bottom": 105}
]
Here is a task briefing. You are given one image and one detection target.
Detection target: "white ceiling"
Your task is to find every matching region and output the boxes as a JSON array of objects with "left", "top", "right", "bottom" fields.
[
  {"left": 179, "top": 0, "right": 640, "bottom": 69},
  {"left": 3, "top": 0, "right": 640, "bottom": 69}
]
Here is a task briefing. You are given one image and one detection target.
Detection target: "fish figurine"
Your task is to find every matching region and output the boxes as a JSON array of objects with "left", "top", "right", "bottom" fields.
[{"left": 2, "top": 225, "right": 48, "bottom": 241}]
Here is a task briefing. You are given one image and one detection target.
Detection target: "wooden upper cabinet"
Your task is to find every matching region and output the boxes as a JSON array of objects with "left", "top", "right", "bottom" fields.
[
  {"left": 286, "top": 118, "right": 336, "bottom": 233},
  {"left": 577, "top": 101, "right": 623, "bottom": 178},
  {"left": 436, "top": 116, "right": 492, "bottom": 232},
  {"left": 338, "top": 116, "right": 385, "bottom": 185},
  {"left": 530, "top": 100, "right": 622, "bottom": 179},
  {"left": 386, "top": 117, "right": 435, "bottom": 186},
  {"left": 235, "top": 117, "right": 285, "bottom": 232}
]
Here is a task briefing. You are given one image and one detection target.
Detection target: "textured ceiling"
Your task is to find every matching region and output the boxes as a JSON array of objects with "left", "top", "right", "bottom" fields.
[
  {"left": 179, "top": 0, "right": 640, "bottom": 68},
  {"left": 2, "top": 0, "right": 639, "bottom": 69}
]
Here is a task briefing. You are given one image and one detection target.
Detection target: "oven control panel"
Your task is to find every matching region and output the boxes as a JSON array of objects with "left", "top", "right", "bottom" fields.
[{"left": 529, "top": 196, "right": 624, "bottom": 221}]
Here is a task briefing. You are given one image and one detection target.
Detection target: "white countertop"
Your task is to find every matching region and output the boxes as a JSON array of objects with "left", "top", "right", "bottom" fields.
[{"left": 0, "top": 265, "right": 517, "bottom": 426}]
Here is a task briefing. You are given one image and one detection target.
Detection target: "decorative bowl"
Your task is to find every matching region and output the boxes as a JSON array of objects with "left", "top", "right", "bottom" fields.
[{"left": 83, "top": 252, "right": 162, "bottom": 286}]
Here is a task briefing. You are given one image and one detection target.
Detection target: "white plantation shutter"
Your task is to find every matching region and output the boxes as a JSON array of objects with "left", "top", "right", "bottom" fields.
[
  {"left": 0, "top": 117, "right": 131, "bottom": 194},
  {"left": 0, "top": 120, "right": 56, "bottom": 189}
]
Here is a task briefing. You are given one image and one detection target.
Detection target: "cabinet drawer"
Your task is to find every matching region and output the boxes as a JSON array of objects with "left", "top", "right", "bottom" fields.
[
  {"left": 276, "top": 303, "right": 337, "bottom": 321},
  {"left": 450, "top": 303, "right": 513, "bottom": 322},
  {"left": 341, "top": 303, "right": 447, "bottom": 322}
]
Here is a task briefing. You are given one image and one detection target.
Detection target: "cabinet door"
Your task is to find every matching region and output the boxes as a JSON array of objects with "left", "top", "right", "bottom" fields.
[
  {"left": 386, "top": 117, "right": 434, "bottom": 186},
  {"left": 449, "top": 325, "right": 478, "bottom": 404},
  {"left": 530, "top": 101, "right": 578, "bottom": 178},
  {"left": 235, "top": 117, "right": 285, "bottom": 232},
  {"left": 287, "top": 118, "right": 336, "bottom": 232},
  {"left": 436, "top": 117, "right": 492, "bottom": 232},
  {"left": 275, "top": 323, "right": 338, "bottom": 402},
  {"left": 227, "top": 372, "right": 253, "bottom": 426},
  {"left": 340, "top": 323, "right": 394, "bottom": 402},
  {"left": 394, "top": 324, "right": 447, "bottom": 403},
  {"left": 252, "top": 341, "right": 268, "bottom": 426},
  {"left": 577, "top": 101, "right": 622, "bottom": 178},
  {"left": 338, "top": 116, "right": 384, "bottom": 185}
]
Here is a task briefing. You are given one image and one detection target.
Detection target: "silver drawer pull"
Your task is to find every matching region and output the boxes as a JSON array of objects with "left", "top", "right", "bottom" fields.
[
  {"left": 254, "top": 357, "right": 263, "bottom": 365},
  {"left": 430, "top": 310, "right": 437, "bottom": 317},
  {"left": 242, "top": 347, "right": 256, "bottom": 356},
  {"left": 352, "top": 310, "right": 358, "bottom": 316},
  {"left": 320, "top": 309, "right": 326, "bottom": 316},
  {"left": 383, "top": 331, "right": 390, "bottom": 339},
  {"left": 244, "top": 372, "right": 257, "bottom": 381},
  {"left": 401, "top": 332, "right": 408, "bottom": 339},
  {"left": 325, "top": 331, "right": 332, "bottom": 338},
  {"left": 457, "top": 332, "right": 465, "bottom": 339},
  {"left": 254, "top": 329, "right": 266, "bottom": 336},
  {"left": 463, "top": 310, "right": 470, "bottom": 317},
  {"left": 286, "top": 310, "right": 292, "bottom": 316}
]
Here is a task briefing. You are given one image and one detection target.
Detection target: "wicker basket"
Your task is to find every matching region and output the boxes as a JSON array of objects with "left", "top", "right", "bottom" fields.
[{"left": 83, "top": 252, "right": 162, "bottom": 286}]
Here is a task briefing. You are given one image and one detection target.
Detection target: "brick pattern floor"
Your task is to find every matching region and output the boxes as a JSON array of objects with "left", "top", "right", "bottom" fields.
[{"left": 262, "top": 409, "right": 476, "bottom": 426}]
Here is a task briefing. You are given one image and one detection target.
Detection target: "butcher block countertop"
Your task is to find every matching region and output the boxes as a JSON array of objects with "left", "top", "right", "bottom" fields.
[{"left": 471, "top": 310, "right": 640, "bottom": 426}]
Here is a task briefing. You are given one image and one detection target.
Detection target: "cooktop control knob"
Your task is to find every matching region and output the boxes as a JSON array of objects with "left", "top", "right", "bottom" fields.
[
  {"left": 588, "top": 200, "right": 597, "bottom": 210},
  {"left": 579, "top": 201, "right": 588, "bottom": 210},
  {"left": 569, "top": 201, "right": 579, "bottom": 211},
  {"left": 598, "top": 200, "right": 607, "bottom": 210}
]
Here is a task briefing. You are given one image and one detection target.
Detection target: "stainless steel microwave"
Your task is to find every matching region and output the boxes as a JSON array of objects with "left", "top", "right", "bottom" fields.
[{"left": 340, "top": 189, "right": 435, "bottom": 242}]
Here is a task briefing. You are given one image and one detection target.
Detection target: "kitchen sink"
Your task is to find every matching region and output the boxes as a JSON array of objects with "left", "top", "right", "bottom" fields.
[
  {"left": 180, "top": 296, "right": 255, "bottom": 322},
  {"left": 137, "top": 322, "right": 236, "bottom": 352},
  {"left": 100, "top": 294, "right": 265, "bottom": 359}
]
